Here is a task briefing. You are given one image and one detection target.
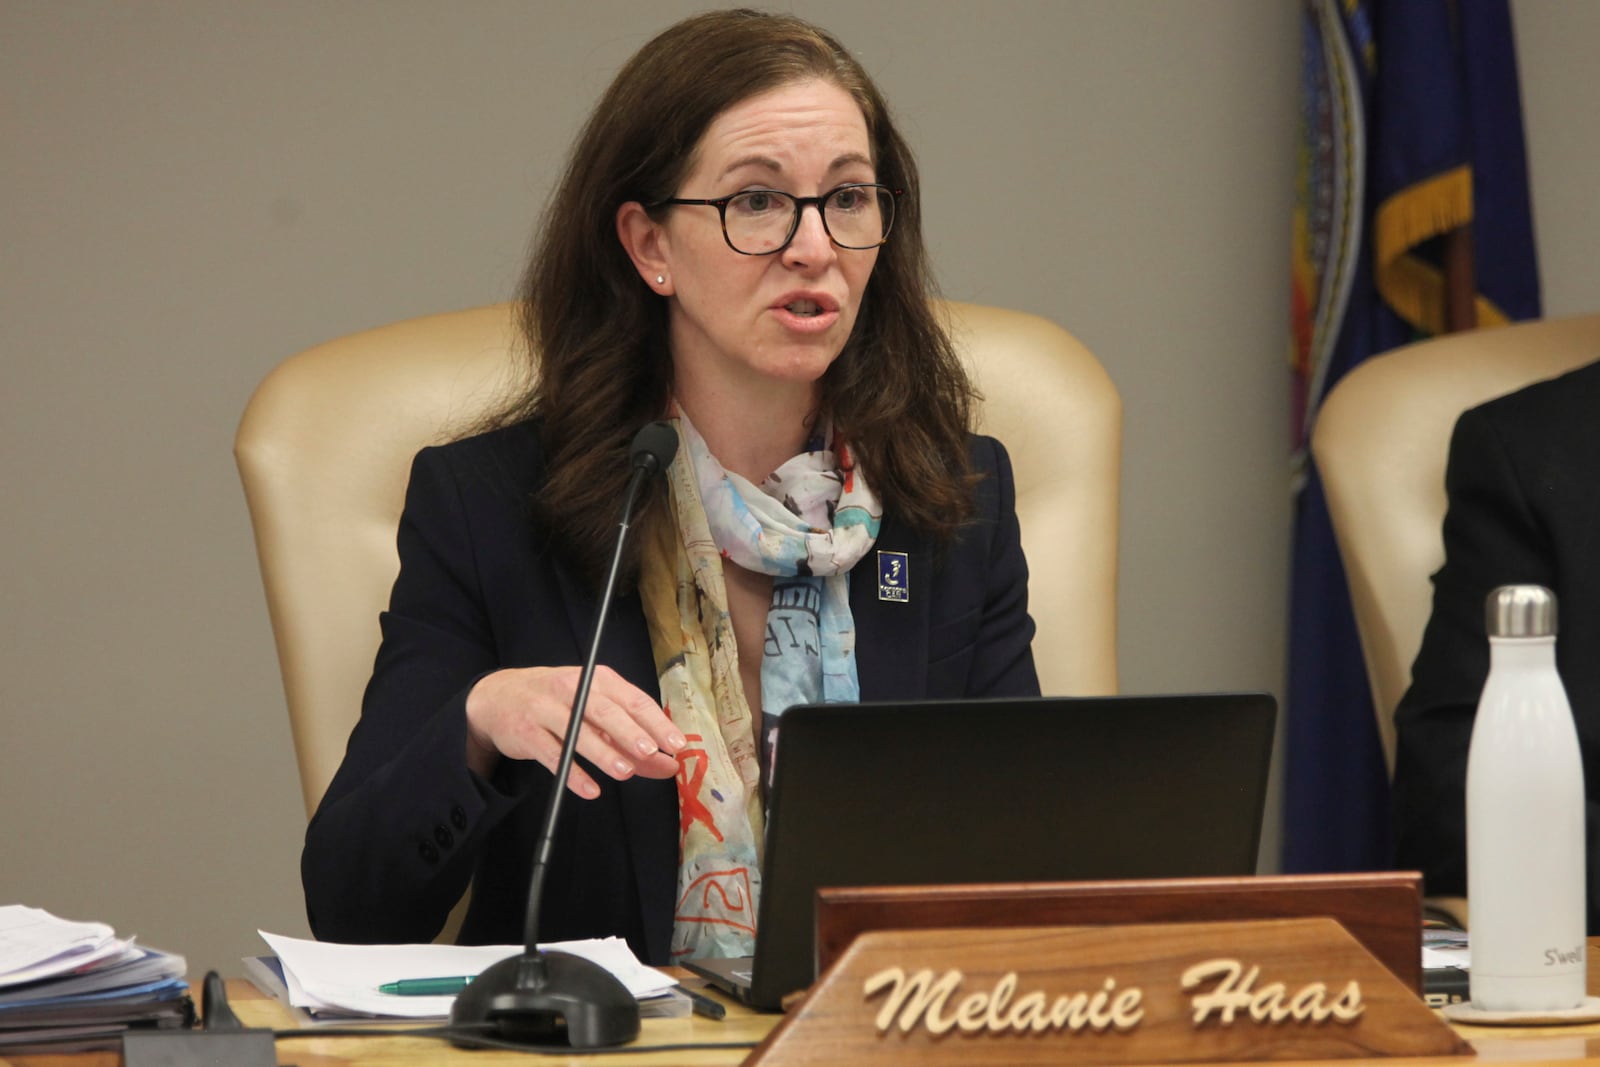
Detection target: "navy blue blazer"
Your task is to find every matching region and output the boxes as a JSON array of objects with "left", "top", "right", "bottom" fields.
[
  {"left": 301, "top": 420, "right": 1039, "bottom": 964},
  {"left": 1392, "top": 358, "right": 1600, "bottom": 931}
]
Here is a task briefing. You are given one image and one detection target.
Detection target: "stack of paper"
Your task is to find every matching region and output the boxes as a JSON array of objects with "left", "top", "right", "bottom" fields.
[
  {"left": 1421, "top": 927, "right": 1471, "bottom": 1007},
  {"left": 0, "top": 905, "right": 190, "bottom": 1054},
  {"left": 256, "top": 931, "right": 685, "bottom": 1020}
]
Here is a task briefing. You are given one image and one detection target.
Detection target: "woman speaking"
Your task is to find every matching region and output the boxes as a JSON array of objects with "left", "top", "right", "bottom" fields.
[{"left": 302, "top": 8, "right": 1040, "bottom": 967}]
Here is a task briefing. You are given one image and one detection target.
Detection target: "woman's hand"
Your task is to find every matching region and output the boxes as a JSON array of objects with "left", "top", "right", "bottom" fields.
[{"left": 465, "top": 666, "right": 685, "bottom": 797}]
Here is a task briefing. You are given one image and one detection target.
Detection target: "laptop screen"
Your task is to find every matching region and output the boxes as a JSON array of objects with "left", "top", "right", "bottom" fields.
[{"left": 739, "top": 693, "right": 1277, "bottom": 1009}]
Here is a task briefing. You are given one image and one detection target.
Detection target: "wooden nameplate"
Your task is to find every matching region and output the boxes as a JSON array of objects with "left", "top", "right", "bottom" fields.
[
  {"left": 745, "top": 918, "right": 1470, "bottom": 1065},
  {"left": 816, "top": 872, "right": 1424, "bottom": 991}
]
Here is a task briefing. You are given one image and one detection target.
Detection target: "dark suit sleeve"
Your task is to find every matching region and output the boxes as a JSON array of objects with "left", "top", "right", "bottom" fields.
[
  {"left": 301, "top": 446, "right": 527, "bottom": 943},
  {"left": 1391, "top": 404, "right": 1557, "bottom": 899},
  {"left": 961, "top": 436, "right": 1040, "bottom": 697}
]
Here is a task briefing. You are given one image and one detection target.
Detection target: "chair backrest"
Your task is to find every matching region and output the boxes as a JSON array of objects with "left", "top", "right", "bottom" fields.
[
  {"left": 1312, "top": 313, "right": 1600, "bottom": 774},
  {"left": 237, "top": 301, "right": 1121, "bottom": 818}
]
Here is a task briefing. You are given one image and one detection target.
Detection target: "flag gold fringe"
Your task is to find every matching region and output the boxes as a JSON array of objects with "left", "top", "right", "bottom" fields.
[
  {"left": 1374, "top": 166, "right": 1483, "bottom": 334},
  {"left": 1377, "top": 256, "right": 1512, "bottom": 335}
]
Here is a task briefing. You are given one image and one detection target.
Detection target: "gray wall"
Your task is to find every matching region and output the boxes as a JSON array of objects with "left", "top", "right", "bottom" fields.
[{"left": 3, "top": 1, "right": 1595, "bottom": 978}]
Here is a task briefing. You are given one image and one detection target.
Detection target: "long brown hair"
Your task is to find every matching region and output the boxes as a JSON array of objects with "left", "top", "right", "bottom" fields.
[{"left": 490, "top": 8, "right": 976, "bottom": 586}]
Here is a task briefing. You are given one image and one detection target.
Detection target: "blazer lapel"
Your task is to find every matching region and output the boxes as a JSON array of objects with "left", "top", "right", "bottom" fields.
[
  {"left": 851, "top": 517, "right": 930, "bottom": 702},
  {"left": 550, "top": 554, "right": 600, "bottom": 664}
]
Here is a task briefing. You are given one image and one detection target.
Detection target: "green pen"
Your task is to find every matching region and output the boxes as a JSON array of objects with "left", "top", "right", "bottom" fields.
[{"left": 377, "top": 975, "right": 475, "bottom": 996}]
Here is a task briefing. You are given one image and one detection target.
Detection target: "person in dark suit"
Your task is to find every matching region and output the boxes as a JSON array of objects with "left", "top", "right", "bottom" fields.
[
  {"left": 301, "top": 10, "right": 1039, "bottom": 966},
  {"left": 1391, "top": 357, "right": 1600, "bottom": 930}
]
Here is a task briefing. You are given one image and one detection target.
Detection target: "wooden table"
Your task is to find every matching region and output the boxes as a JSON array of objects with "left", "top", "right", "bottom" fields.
[{"left": 12, "top": 955, "right": 1600, "bottom": 1066}]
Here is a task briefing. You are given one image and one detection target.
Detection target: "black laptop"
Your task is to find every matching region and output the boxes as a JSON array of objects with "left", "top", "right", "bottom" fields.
[{"left": 683, "top": 692, "right": 1277, "bottom": 1011}]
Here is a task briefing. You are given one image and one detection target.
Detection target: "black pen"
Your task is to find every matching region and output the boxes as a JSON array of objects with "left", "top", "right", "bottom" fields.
[{"left": 674, "top": 983, "right": 726, "bottom": 1021}]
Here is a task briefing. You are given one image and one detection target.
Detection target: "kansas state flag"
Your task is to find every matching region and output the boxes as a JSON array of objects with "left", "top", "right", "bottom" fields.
[{"left": 1286, "top": 0, "right": 1540, "bottom": 872}]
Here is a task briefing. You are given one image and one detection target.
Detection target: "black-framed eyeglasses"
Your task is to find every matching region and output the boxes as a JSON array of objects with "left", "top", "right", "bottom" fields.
[{"left": 650, "top": 183, "right": 902, "bottom": 256}]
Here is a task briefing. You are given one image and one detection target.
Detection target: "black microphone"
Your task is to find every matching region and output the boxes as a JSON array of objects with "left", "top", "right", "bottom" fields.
[{"left": 451, "top": 421, "right": 678, "bottom": 1049}]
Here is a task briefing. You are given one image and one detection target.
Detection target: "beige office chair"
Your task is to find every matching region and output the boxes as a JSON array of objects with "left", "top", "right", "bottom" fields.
[
  {"left": 1313, "top": 313, "right": 1600, "bottom": 926},
  {"left": 237, "top": 301, "right": 1122, "bottom": 821}
]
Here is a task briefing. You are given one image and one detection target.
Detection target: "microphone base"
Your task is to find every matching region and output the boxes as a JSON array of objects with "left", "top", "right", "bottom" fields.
[{"left": 449, "top": 950, "right": 641, "bottom": 1049}]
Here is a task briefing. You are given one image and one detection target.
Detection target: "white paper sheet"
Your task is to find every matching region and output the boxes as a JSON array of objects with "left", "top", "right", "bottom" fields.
[
  {"left": 1422, "top": 929, "right": 1471, "bottom": 971},
  {"left": 0, "top": 906, "right": 130, "bottom": 988},
  {"left": 258, "top": 931, "right": 676, "bottom": 1019}
]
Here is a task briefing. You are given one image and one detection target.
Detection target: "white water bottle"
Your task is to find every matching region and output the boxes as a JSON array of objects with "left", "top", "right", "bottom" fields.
[{"left": 1467, "top": 584, "right": 1587, "bottom": 1011}]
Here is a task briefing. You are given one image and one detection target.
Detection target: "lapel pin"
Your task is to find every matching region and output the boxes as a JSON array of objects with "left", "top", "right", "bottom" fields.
[{"left": 877, "top": 551, "right": 909, "bottom": 603}]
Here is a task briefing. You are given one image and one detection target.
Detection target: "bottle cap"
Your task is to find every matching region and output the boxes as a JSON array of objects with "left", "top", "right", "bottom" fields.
[{"left": 1486, "top": 584, "right": 1558, "bottom": 638}]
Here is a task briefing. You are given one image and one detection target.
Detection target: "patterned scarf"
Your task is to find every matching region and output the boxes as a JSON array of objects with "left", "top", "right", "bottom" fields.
[{"left": 638, "top": 411, "right": 881, "bottom": 960}]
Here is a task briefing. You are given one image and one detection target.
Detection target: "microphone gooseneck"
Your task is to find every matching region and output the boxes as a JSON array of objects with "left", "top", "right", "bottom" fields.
[{"left": 451, "top": 421, "right": 678, "bottom": 1050}]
